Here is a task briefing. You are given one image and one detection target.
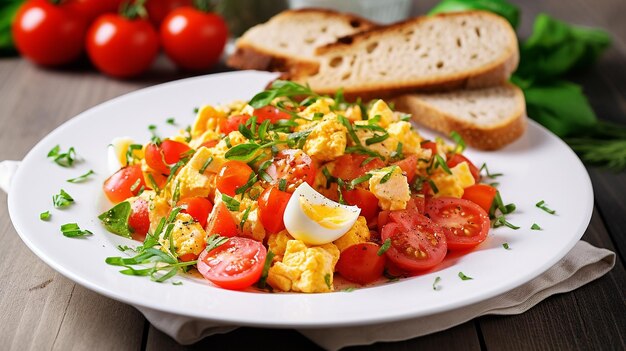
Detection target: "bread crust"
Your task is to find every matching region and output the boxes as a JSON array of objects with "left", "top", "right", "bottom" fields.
[
  {"left": 392, "top": 83, "right": 527, "bottom": 150},
  {"left": 292, "top": 11, "right": 519, "bottom": 100},
  {"left": 226, "top": 8, "right": 376, "bottom": 74}
]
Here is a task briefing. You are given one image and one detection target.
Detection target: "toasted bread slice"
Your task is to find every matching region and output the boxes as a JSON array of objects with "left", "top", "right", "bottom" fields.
[
  {"left": 392, "top": 83, "right": 526, "bottom": 150},
  {"left": 290, "top": 11, "right": 519, "bottom": 100},
  {"left": 227, "top": 9, "right": 376, "bottom": 74}
]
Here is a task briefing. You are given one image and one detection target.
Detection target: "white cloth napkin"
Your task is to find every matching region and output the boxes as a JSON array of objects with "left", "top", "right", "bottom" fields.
[{"left": 0, "top": 161, "right": 616, "bottom": 350}]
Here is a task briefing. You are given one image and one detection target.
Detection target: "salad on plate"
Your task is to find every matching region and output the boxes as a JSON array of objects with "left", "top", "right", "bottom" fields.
[{"left": 99, "top": 80, "right": 510, "bottom": 293}]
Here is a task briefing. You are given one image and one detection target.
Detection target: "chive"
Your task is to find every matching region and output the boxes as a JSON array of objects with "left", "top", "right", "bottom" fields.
[
  {"left": 126, "top": 144, "right": 143, "bottom": 165},
  {"left": 368, "top": 114, "right": 381, "bottom": 124},
  {"left": 206, "top": 234, "right": 229, "bottom": 252},
  {"left": 257, "top": 250, "right": 276, "bottom": 289},
  {"left": 427, "top": 179, "right": 439, "bottom": 194},
  {"left": 278, "top": 178, "right": 287, "bottom": 192},
  {"left": 531, "top": 223, "right": 542, "bottom": 230},
  {"left": 458, "top": 272, "right": 473, "bottom": 280},
  {"left": 391, "top": 142, "right": 404, "bottom": 159},
  {"left": 312, "top": 112, "right": 324, "bottom": 120},
  {"left": 171, "top": 181, "right": 181, "bottom": 205},
  {"left": 66, "top": 169, "right": 95, "bottom": 183},
  {"left": 40, "top": 211, "right": 51, "bottom": 221},
  {"left": 53, "top": 189, "right": 74, "bottom": 208},
  {"left": 321, "top": 167, "right": 337, "bottom": 189},
  {"left": 166, "top": 118, "right": 176, "bottom": 125},
  {"left": 324, "top": 273, "right": 332, "bottom": 289},
  {"left": 239, "top": 207, "right": 251, "bottom": 230},
  {"left": 434, "top": 155, "right": 452, "bottom": 174},
  {"left": 164, "top": 157, "right": 190, "bottom": 187},
  {"left": 433, "top": 276, "right": 441, "bottom": 290},
  {"left": 536, "top": 200, "right": 556, "bottom": 214},
  {"left": 342, "top": 287, "right": 357, "bottom": 292},
  {"left": 354, "top": 123, "right": 386, "bottom": 133},
  {"left": 47, "top": 145, "right": 77, "bottom": 168},
  {"left": 380, "top": 166, "right": 398, "bottom": 184},
  {"left": 258, "top": 120, "right": 270, "bottom": 141},
  {"left": 480, "top": 163, "right": 503, "bottom": 178},
  {"left": 399, "top": 113, "right": 411, "bottom": 122},
  {"left": 147, "top": 173, "right": 159, "bottom": 194},
  {"left": 493, "top": 216, "right": 520, "bottom": 230},
  {"left": 221, "top": 194, "right": 241, "bottom": 211},
  {"left": 236, "top": 173, "right": 258, "bottom": 195},
  {"left": 377, "top": 238, "right": 391, "bottom": 256},
  {"left": 60, "top": 223, "right": 92, "bottom": 237},
  {"left": 338, "top": 115, "right": 361, "bottom": 146},
  {"left": 350, "top": 173, "right": 372, "bottom": 188},
  {"left": 502, "top": 243, "right": 511, "bottom": 250},
  {"left": 172, "top": 281, "right": 183, "bottom": 286},
  {"left": 224, "top": 136, "right": 232, "bottom": 148},
  {"left": 365, "top": 132, "right": 389, "bottom": 146},
  {"left": 360, "top": 156, "right": 377, "bottom": 167},
  {"left": 199, "top": 156, "right": 213, "bottom": 174},
  {"left": 449, "top": 131, "right": 466, "bottom": 153}
]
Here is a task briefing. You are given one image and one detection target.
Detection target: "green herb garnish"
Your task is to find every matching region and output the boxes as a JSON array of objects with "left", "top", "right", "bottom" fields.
[
  {"left": 98, "top": 201, "right": 132, "bottom": 238},
  {"left": 199, "top": 156, "right": 213, "bottom": 174},
  {"left": 458, "top": 272, "right": 473, "bottom": 280},
  {"left": 503, "top": 243, "right": 511, "bottom": 250},
  {"left": 47, "top": 145, "right": 77, "bottom": 167},
  {"left": 377, "top": 238, "right": 391, "bottom": 256},
  {"left": 52, "top": 189, "right": 74, "bottom": 208},
  {"left": 166, "top": 118, "right": 176, "bottom": 125},
  {"left": 221, "top": 194, "right": 241, "bottom": 211},
  {"left": 257, "top": 250, "right": 276, "bottom": 289},
  {"left": 40, "top": 211, "right": 51, "bottom": 221},
  {"left": 536, "top": 200, "right": 556, "bottom": 214},
  {"left": 249, "top": 80, "right": 319, "bottom": 108},
  {"left": 66, "top": 169, "right": 95, "bottom": 183},
  {"left": 433, "top": 276, "right": 441, "bottom": 290},
  {"left": 531, "top": 223, "right": 542, "bottom": 230},
  {"left": 61, "top": 223, "right": 92, "bottom": 237},
  {"left": 324, "top": 273, "right": 332, "bottom": 289},
  {"left": 205, "top": 234, "right": 229, "bottom": 253}
]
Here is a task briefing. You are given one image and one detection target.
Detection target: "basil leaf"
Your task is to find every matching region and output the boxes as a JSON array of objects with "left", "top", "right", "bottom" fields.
[
  {"left": 224, "top": 143, "right": 260, "bottom": 162},
  {"left": 98, "top": 201, "right": 132, "bottom": 239}
]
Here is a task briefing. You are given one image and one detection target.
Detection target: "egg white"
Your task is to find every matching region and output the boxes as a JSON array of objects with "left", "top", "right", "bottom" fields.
[{"left": 107, "top": 137, "right": 134, "bottom": 175}]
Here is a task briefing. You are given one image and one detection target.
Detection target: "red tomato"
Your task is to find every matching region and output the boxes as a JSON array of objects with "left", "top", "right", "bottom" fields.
[
  {"left": 206, "top": 202, "right": 239, "bottom": 238},
  {"left": 382, "top": 212, "right": 447, "bottom": 271},
  {"left": 336, "top": 243, "right": 386, "bottom": 285},
  {"left": 342, "top": 188, "right": 379, "bottom": 223},
  {"left": 392, "top": 154, "right": 418, "bottom": 183},
  {"left": 176, "top": 197, "right": 213, "bottom": 228},
  {"left": 266, "top": 149, "right": 317, "bottom": 189},
  {"left": 253, "top": 106, "right": 291, "bottom": 123},
  {"left": 216, "top": 161, "right": 254, "bottom": 196},
  {"left": 143, "top": 169, "right": 167, "bottom": 190},
  {"left": 258, "top": 186, "right": 291, "bottom": 234},
  {"left": 128, "top": 198, "right": 150, "bottom": 241},
  {"left": 145, "top": 139, "right": 191, "bottom": 175},
  {"left": 146, "top": 0, "right": 191, "bottom": 27},
  {"left": 197, "top": 237, "right": 267, "bottom": 290},
  {"left": 68, "top": 0, "right": 122, "bottom": 22},
  {"left": 462, "top": 184, "right": 497, "bottom": 212},
  {"left": 425, "top": 197, "right": 490, "bottom": 251},
  {"left": 161, "top": 7, "right": 228, "bottom": 71},
  {"left": 12, "top": 0, "right": 87, "bottom": 66},
  {"left": 332, "top": 154, "right": 384, "bottom": 181},
  {"left": 103, "top": 165, "right": 146, "bottom": 203},
  {"left": 200, "top": 139, "right": 219, "bottom": 149},
  {"left": 421, "top": 141, "right": 437, "bottom": 155},
  {"left": 447, "top": 154, "right": 481, "bottom": 183},
  {"left": 377, "top": 210, "right": 390, "bottom": 229},
  {"left": 86, "top": 14, "right": 159, "bottom": 78},
  {"left": 220, "top": 114, "right": 250, "bottom": 134}
]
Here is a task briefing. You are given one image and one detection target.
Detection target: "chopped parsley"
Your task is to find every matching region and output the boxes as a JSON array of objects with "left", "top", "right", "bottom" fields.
[
  {"left": 433, "top": 276, "right": 441, "bottom": 290},
  {"left": 221, "top": 194, "right": 241, "bottom": 211},
  {"left": 47, "top": 145, "right": 77, "bottom": 168},
  {"left": 458, "top": 272, "right": 473, "bottom": 280},
  {"left": 502, "top": 242, "right": 511, "bottom": 250},
  {"left": 166, "top": 117, "right": 176, "bottom": 125},
  {"left": 52, "top": 189, "right": 74, "bottom": 208},
  {"left": 531, "top": 223, "right": 542, "bottom": 230},
  {"left": 60, "top": 223, "right": 92, "bottom": 238},
  {"left": 40, "top": 211, "right": 51, "bottom": 221}
]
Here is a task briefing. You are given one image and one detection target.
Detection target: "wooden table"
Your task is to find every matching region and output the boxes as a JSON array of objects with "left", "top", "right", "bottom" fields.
[{"left": 1, "top": 1, "right": 625, "bottom": 350}]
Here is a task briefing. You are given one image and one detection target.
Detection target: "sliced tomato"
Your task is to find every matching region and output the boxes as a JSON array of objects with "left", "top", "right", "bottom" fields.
[
  {"left": 258, "top": 186, "right": 291, "bottom": 234},
  {"left": 332, "top": 154, "right": 384, "bottom": 181},
  {"left": 145, "top": 139, "right": 191, "bottom": 175},
  {"left": 206, "top": 202, "right": 239, "bottom": 238},
  {"left": 220, "top": 114, "right": 250, "bottom": 134},
  {"left": 128, "top": 198, "right": 149, "bottom": 241},
  {"left": 336, "top": 243, "right": 386, "bottom": 285},
  {"left": 424, "top": 197, "right": 490, "bottom": 251},
  {"left": 407, "top": 196, "right": 426, "bottom": 214},
  {"left": 421, "top": 141, "right": 437, "bottom": 155},
  {"left": 378, "top": 210, "right": 390, "bottom": 229},
  {"left": 342, "top": 188, "right": 379, "bottom": 223},
  {"left": 382, "top": 212, "right": 447, "bottom": 271},
  {"left": 253, "top": 106, "right": 291, "bottom": 123},
  {"left": 447, "top": 154, "right": 481, "bottom": 183},
  {"left": 216, "top": 161, "right": 254, "bottom": 196},
  {"left": 176, "top": 197, "right": 213, "bottom": 228},
  {"left": 103, "top": 165, "right": 146, "bottom": 203},
  {"left": 462, "top": 184, "right": 497, "bottom": 212},
  {"left": 143, "top": 169, "right": 167, "bottom": 190},
  {"left": 197, "top": 237, "right": 267, "bottom": 290},
  {"left": 200, "top": 139, "right": 219, "bottom": 149},
  {"left": 266, "top": 149, "right": 317, "bottom": 189},
  {"left": 392, "top": 154, "right": 418, "bottom": 183}
]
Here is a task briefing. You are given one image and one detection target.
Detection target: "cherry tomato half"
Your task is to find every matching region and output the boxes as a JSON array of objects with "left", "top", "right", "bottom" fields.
[
  {"left": 161, "top": 7, "right": 228, "bottom": 71},
  {"left": 462, "top": 184, "right": 497, "bottom": 212},
  {"left": 253, "top": 106, "right": 291, "bottom": 123},
  {"left": 336, "top": 243, "right": 386, "bottom": 285},
  {"left": 206, "top": 202, "right": 239, "bottom": 238},
  {"left": 86, "top": 14, "right": 159, "bottom": 78},
  {"left": 332, "top": 154, "right": 384, "bottom": 181},
  {"left": 128, "top": 198, "right": 150, "bottom": 241},
  {"left": 145, "top": 139, "right": 192, "bottom": 175},
  {"left": 392, "top": 154, "right": 418, "bottom": 183},
  {"left": 424, "top": 197, "right": 490, "bottom": 251},
  {"left": 176, "top": 197, "right": 213, "bottom": 228},
  {"left": 197, "top": 236, "right": 267, "bottom": 290},
  {"left": 103, "top": 165, "right": 146, "bottom": 203},
  {"left": 266, "top": 149, "right": 317, "bottom": 190},
  {"left": 12, "top": 0, "right": 87, "bottom": 66},
  {"left": 258, "top": 185, "right": 291, "bottom": 234},
  {"left": 382, "top": 211, "right": 447, "bottom": 271},
  {"left": 220, "top": 114, "right": 250, "bottom": 134},
  {"left": 216, "top": 161, "right": 254, "bottom": 196},
  {"left": 342, "top": 188, "right": 379, "bottom": 223}
]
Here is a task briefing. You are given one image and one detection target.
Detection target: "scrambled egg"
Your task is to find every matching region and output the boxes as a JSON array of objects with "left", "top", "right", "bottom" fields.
[
  {"left": 267, "top": 240, "right": 339, "bottom": 293},
  {"left": 300, "top": 97, "right": 334, "bottom": 119},
  {"left": 267, "top": 230, "right": 294, "bottom": 262},
  {"left": 430, "top": 162, "right": 476, "bottom": 198},
  {"left": 191, "top": 105, "right": 227, "bottom": 137},
  {"left": 355, "top": 127, "right": 397, "bottom": 159},
  {"left": 171, "top": 147, "right": 216, "bottom": 200},
  {"left": 368, "top": 100, "right": 396, "bottom": 127},
  {"left": 387, "top": 121, "right": 422, "bottom": 152},
  {"left": 159, "top": 212, "right": 206, "bottom": 260},
  {"left": 369, "top": 166, "right": 411, "bottom": 210},
  {"left": 303, "top": 115, "right": 347, "bottom": 162},
  {"left": 333, "top": 216, "right": 370, "bottom": 252}
]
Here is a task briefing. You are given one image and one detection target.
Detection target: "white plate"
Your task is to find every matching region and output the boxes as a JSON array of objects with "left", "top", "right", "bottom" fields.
[{"left": 8, "top": 71, "right": 593, "bottom": 328}]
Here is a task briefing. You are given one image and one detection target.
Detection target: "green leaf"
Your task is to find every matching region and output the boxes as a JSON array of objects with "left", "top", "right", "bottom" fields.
[
  {"left": 66, "top": 169, "right": 95, "bottom": 183},
  {"left": 428, "top": 0, "right": 520, "bottom": 28},
  {"left": 458, "top": 271, "right": 473, "bottom": 280},
  {"left": 40, "top": 211, "right": 51, "bottom": 221},
  {"left": 52, "top": 189, "right": 74, "bottom": 208},
  {"left": 377, "top": 238, "right": 391, "bottom": 256},
  {"left": 98, "top": 201, "right": 132, "bottom": 239},
  {"left": 257, "top": 250, "right": 276, "bottom": 289},
  {"left": 0, "top": 0, "right": 23, "bottom": 55},
  {"left": 60, "top": 223, "right": 92, "bottom": 238},
  {"left": 224, "top": 143, "right": 261, "bottom": 162}
]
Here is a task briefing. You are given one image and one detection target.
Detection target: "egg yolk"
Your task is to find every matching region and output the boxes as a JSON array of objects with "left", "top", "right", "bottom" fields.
[{"left": 299, "top": 197, "right": 350, "bottom": 229}]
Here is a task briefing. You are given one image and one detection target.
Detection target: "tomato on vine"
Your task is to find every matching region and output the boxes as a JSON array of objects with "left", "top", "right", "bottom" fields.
[
  {"left": 86, "top": 0, "right": 159, "bottom": 78},
  {"left": 160, "top": 0, "right": 228, "bottom": 71}
]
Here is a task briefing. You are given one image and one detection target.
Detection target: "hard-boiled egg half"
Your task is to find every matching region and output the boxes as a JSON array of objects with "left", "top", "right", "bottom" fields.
[
  {"left": 283, "top": 182, "right": 360, "bottom": 245},
  {"left": 107, "top": 137, "right": 139, "bottom": 175}
]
